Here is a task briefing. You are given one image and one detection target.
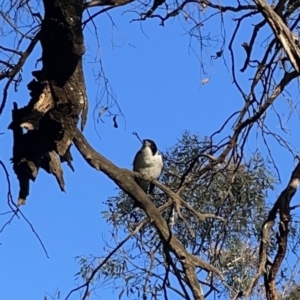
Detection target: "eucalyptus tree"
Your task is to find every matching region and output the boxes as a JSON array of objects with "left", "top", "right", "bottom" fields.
[{"left": 1, "top": 1, "right": 300, "bottom": 299}]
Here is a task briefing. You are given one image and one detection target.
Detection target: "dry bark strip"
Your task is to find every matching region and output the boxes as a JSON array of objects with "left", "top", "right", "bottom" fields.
[{"left": 73, "top": 128, "right": 223, "bottom": 300}]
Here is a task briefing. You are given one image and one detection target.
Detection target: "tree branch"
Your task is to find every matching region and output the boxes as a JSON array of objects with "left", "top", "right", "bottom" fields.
[
  {"left": 244, "top": 159, "right": 300, "bottom": 298},
  {"left": 73, "top": 128, "right": 223, "bottom": 300},
  {"left": 254, "top": 0, "right": 300, "bottom": 72},
  {"left": 83, "top": 0, "right": 134, "bottom": 10},
  {"left": 0, "top": 30, "right": 40, "bottom": 116}
]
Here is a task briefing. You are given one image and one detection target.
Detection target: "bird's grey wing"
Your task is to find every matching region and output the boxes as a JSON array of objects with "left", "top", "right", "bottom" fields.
[
  {"left": 133, "top": 150, "right": 149, "bottom": 192},
  {"left": 133, "top": 150, "right": 142, "bottom": 171}
]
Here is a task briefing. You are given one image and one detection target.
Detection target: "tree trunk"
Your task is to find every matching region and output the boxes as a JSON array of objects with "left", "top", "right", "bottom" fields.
[{"left": 9, "top": 0, "right": 88, "bottom": 205}]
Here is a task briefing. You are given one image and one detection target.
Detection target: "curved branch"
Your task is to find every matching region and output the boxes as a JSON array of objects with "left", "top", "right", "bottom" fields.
[
  {"left": 73, "top": 128, "right": 223, "bottom": 300},
  {"left": 65, "top": 219, "right": 146, "bottom": 300},
  {"left": 0, "top": 30, "right": 40, "bottom": 82},
  {"left": 244, "top": 159, "right": 300, "bottom": 298}
]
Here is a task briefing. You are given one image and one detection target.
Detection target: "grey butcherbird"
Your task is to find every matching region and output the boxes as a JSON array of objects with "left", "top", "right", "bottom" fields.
[{"left": 133, "top": 139, "right": 163, "bottom": 194}]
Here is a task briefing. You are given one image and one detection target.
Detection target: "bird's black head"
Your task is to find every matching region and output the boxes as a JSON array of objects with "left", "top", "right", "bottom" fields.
[{"left": 143, "top": 139, "right": 158, "bottom": 155}]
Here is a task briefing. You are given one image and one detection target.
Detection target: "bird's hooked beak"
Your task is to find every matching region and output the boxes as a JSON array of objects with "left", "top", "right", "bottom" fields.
[{"left": 143, "top": 140, "right": 151, "bottom": 147}]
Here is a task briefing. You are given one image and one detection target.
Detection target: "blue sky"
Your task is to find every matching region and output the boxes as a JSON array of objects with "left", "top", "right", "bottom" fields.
[{"left": 1, "top": 4, "right": 300, "bottom": 300}]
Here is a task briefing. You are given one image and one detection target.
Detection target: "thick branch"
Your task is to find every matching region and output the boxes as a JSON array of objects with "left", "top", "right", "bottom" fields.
[
  {"left": 254, "top": 0, "right": 300, "bottom": 72},
  {"left": 73, "top": 128, "right": 223, "bottom": 300}
]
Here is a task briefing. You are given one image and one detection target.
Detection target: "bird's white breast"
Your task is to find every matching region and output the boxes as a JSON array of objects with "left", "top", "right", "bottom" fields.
[{"left": 134, "top": 147, "right": 163, "bottom": 178}]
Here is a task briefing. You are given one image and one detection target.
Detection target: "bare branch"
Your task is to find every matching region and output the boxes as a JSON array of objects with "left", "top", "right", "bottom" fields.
[
  {"left": 0, "top": 30, "right": 40, "bottom": 116},
  {"left": 244, "top": 160, "right": 300, "bottom": 298}
]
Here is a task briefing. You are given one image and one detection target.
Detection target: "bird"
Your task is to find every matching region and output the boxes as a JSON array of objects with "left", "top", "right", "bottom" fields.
[{"left": 133, "top": 139, "right": 163, "bottom": 194}]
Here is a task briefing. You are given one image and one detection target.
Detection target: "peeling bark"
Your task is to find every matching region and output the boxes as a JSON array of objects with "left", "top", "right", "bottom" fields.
[
  {"left": 254, "top": 0, "right": 300, "bottom": 72},
  {"left": 9, "top": 0, "right": 87, "bottom": 204}
]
